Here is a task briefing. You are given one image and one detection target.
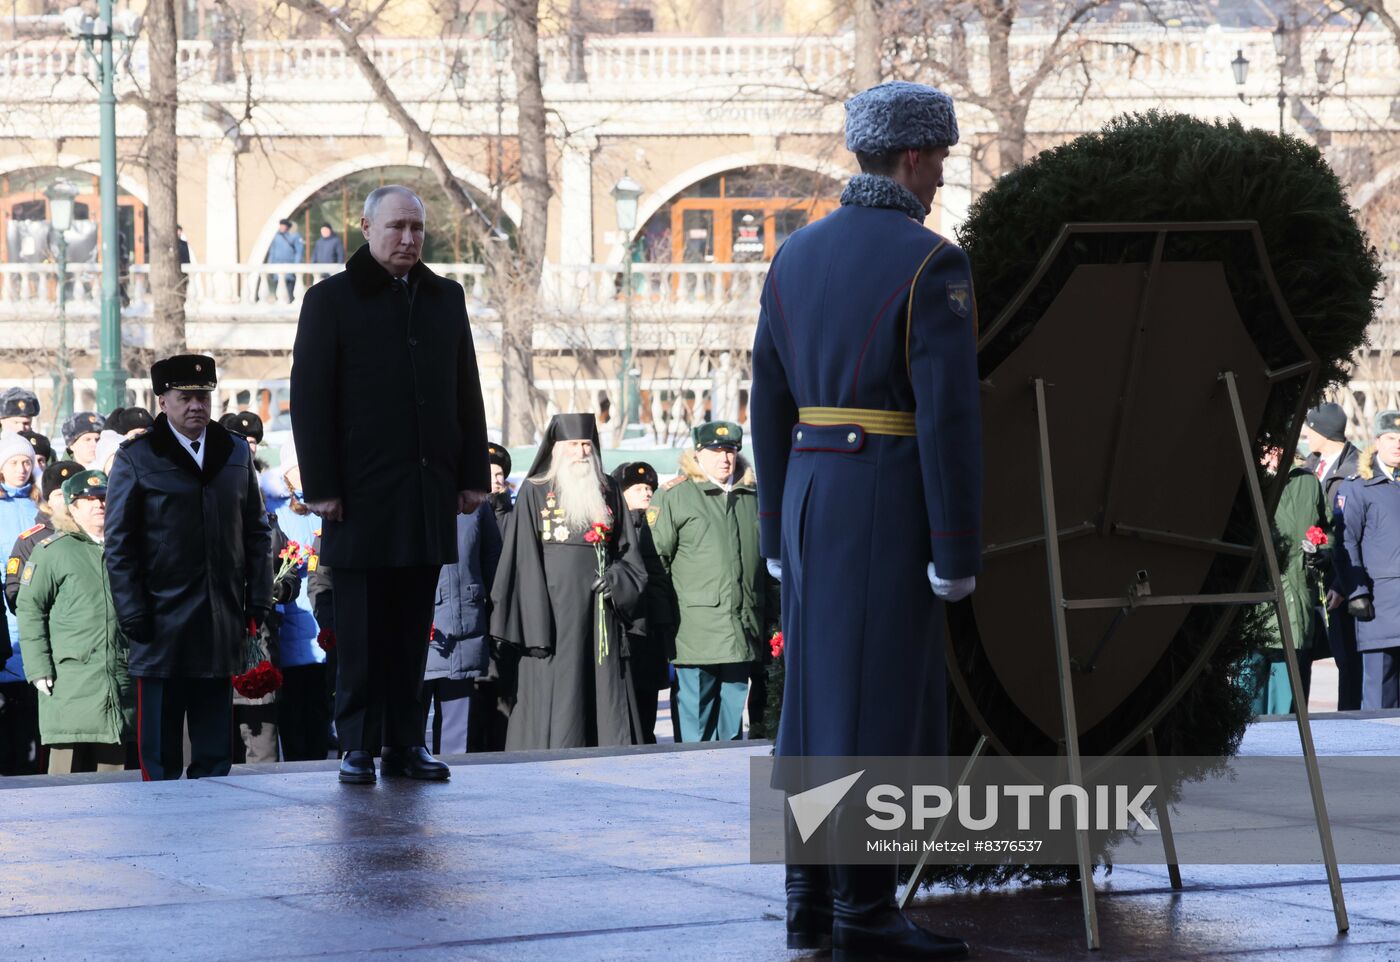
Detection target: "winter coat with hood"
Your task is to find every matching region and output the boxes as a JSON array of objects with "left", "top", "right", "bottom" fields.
[
  {"left": 1334, "top": 445, "right": 1400, "bottom": 652},
  {"left": 15, "top": 504, "right": 135, "bottom": 745},
  {"left": 426, "top": 501, "right": 501, "bottom": 681},
  {"left": 647, "top": 449, "right": 778, "bottom": 666},
  {"left": 274, "top": 492, "right": 326, "bottom": 669}
]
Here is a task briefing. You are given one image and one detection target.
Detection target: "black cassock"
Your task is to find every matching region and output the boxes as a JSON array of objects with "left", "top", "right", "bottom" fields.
[{"left": 492, "top": 479, "right": 647, "bottom": 749}]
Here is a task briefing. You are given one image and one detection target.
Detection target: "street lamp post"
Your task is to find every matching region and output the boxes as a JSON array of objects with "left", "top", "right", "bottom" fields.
[
  {"left": 611, "top": 175, "right": 643, "bottom": 442},
  {"left": 1231, "top": 22, "right": 1334, "bottom": 138},
  {"left": 45, "top": 180, "right": 79, "bottom": 422},
  {"left": 63, "top": 3, "right": 143, "bottom": 413}
]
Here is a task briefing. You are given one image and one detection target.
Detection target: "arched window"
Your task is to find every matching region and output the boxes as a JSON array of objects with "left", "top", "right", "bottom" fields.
[
  {"left": 286, "top": 165, "right": 514, "bottom": 264},
  {"left": 637, "top": 165, "right": 842, "bottom": 264},
  {"left": 0, "top": 167, "right": 146, "bottom": 266}
]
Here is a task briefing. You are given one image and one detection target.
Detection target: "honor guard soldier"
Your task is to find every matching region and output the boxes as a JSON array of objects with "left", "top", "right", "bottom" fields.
[
  {"left": 0, "top": 387, "right": 39, "bottom": 435},
  {"left": 751, "top": 81, "right": 981, "bottom": 960}
]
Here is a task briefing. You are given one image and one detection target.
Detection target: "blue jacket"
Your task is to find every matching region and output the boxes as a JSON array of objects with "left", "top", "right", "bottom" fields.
[
  {"left": 0, "top": 486, "right": 36, "bottom": 681},
  {"left": 750, "top": 201, "right": 982, "bottom": 758},
  {"left": 426, "top": 502, "right": 501, "bottom": 681},
  {"left": 267, "top": 230, "right": 304, "bottom": 265},
  {"left": 1334, "top": 449, "right": 1400, "bottom": 652},
  {"left": 311, "top": 233, "right": 346, "bottom": 265},
  {"left": 274, "top": 503, "right": 326, "bottom": 668}
]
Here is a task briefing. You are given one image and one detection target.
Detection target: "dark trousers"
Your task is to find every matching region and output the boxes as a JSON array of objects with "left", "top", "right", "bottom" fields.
[
  {"left": 278, "top": 663, "right": 332, "bottom": 761},
  {"left": 1361, "top": 648, "right": 1400, "bottom": 710},
  {"left": 1328, "top": 609, "right": 1363, "bottom": 710},
  {"left": 467, "top": 678, "right": 509, "bottom": 752},
  {"left": 0, "top": 681, "right": 41, "bottom": 775},
  {"left": 333, "top": 566, "right": 439, "bottom": 753},
  {"left": 136, "top": 676, "right": 233, "bottom": 780}
]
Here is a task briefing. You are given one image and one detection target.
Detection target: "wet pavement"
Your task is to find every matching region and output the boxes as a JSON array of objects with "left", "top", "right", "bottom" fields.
[{"left": 0, "top": 717, "right": 1397, "bottom": 961}]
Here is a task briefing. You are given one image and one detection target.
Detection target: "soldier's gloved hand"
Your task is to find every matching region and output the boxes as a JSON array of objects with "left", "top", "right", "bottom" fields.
[
  {"left": 272, "top": 578, "right": 298, "bottom": 605},
  {"left": 927, "top": 562, "right": 975, "bottom": 602},
  {"left": 1347, "top": 596, "right": 1375, "bottom": 621},
  {"left": 32, "top": 677, "right": 52, "bottom": 696},
  {"left": 766, "top": 559, "right": 782, "bottom": 581},
  {"left": 591, "top": 575, "right": 612, "bottom": 599}
]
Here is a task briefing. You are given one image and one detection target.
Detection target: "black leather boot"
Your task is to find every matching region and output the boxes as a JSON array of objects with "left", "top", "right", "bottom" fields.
[
  {"left": 785, "top": 802, "right": 833, "bottom": 949},
  {"left": 831, "top": 862, "right": 968, "bottom": 962},
  {"left": 786, "top": 862, "right": 833, "bottom": 950}
]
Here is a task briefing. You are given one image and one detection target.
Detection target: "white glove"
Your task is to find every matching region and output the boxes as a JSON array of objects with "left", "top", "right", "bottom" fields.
[
  {"left": 766, "top": 559, "right": 782, "bottom": 581},
  {"left": 927, "top": 563, "right": 975, "bottom": 602},
  {"left": 33, "top": 677, "right": 53, "bottom": 696}
]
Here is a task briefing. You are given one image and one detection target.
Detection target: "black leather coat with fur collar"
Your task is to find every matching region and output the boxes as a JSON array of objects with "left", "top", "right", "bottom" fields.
[{"left": 104, "top": 415, "right": 274, "bottom": 678}]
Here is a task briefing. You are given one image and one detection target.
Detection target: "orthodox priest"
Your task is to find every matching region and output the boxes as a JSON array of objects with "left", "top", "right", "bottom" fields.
[{"left": 491, "top": 414, "right": 647, "bottom": 749}]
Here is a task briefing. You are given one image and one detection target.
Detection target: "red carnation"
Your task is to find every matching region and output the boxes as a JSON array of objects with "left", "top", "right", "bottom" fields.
[
  {"left": 316, "top": 628, "right": 337, "bottom": 653},
  {"left": 584, "top": 521, "right": 611, "bottom": 545},
  {"left": 1305, "top": 526, "right": 1329, "bottom": 547},
  {"left": 232, "top": 660, "right": 283, "bottom": 699},
  {"left": 770, "top": 631, "right": 784, "bottom": 659}
]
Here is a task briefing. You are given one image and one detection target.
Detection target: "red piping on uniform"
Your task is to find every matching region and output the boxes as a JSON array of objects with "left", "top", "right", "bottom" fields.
[
  {"left": 851, "top": 279, "right": 913, "bottom": 401},
  {"left": 136, "top": 678, "right": 150, "bottom": 782}
]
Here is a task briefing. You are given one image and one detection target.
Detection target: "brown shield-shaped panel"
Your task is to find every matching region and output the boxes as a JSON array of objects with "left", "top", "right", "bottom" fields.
[{"left": 971, "top": 261, "right": 1269, "bottom": 741}]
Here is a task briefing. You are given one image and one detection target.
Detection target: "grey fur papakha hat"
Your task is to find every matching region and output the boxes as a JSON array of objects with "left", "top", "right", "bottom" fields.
[{"left": 844, "top": 81, "right": 959, "bottom": 153}]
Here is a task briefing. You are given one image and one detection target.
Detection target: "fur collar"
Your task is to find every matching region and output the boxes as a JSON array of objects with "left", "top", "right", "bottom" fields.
[
  {"left": 345, "top": 243, "right": 440, "bottom": 299},
  {"left": 143, "top": 413, "right": 236, "bottom": 482},
  {"left": 840, "top": 174, "right": 929, "bottom": 222},
  {"left": 52, "top": 506, "right": 83, "bottom": 537}
]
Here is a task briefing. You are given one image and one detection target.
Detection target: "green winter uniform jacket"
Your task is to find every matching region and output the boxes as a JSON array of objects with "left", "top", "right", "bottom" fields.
[
  {"left": 648, "top": 454, "right": 779, "bottom": 665},
  {"left": 1263, "top": 466, "right": 1329, "bottom": 651},
  {"left": 16, "top": 515, "right": 135, "bottom": 745}
]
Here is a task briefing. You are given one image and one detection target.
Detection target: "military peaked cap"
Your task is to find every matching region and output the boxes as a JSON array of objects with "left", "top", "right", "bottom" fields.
[
  {"left": 62, "top": 469, "right": 108, "bottom": 504},
  {"left": 151, "top": 354, "right": 218, "bottom": 395},
  {"left": 693, "top": 420, "right": 743, "bottom": 452}
]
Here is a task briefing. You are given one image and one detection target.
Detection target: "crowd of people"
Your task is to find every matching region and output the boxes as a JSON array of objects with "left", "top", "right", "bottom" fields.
[{"left": 0, "top": 378, "right": 780, "bottom": 777}]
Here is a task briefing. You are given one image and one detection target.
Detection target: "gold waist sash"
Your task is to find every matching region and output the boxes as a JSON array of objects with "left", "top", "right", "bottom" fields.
[{"left": 796, "top": 406, "right": 917, "bottom": 437}]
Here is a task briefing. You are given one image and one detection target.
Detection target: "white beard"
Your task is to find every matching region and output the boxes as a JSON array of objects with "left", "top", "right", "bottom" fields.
[{"left": 547, "top": 456, "right": 608, "bottom": 530}]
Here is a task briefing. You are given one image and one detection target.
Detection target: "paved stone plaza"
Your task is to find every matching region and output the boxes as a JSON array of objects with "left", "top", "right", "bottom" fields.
[{"left": 1, "top": 716, "right": 1398, "bottom": 961}]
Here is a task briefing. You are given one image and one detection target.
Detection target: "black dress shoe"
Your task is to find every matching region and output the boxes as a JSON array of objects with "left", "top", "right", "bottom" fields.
[
  {"left": 339, "top": 750, "right": 376, "bottom": 784},
  {"left": 380, "top": 746, "right": 450, "bottom": 780}
]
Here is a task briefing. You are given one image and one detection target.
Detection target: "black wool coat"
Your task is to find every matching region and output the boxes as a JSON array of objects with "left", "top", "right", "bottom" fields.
[
  {"left": 104, "top": 416, "right": 274, "bottom": 678},
  {"left": 290, "top": 244, "right": 490, "bottom": 569}
]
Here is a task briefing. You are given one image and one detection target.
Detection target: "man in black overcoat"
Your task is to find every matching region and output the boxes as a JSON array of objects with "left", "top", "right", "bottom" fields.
[
  {"left": 290, "top": 185, "right": 490, "bottom": 784},
  {"left": 104, "top": 354, "right": 274, "bottom": 780}
]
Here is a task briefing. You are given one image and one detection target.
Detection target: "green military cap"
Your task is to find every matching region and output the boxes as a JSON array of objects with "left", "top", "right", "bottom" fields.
[
  {"left": 62, "top": 469, "right": 108, "bottom": 504},
  {"left": 1376, "top": 410, "right": 1400, "bottom": 437},
  {"left": 693, "top": 420, "right": 743, "bottom": 452}
]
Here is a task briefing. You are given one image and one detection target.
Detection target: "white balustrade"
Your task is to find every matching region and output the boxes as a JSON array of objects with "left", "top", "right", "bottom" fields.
[{"left": 0, "top": 29, "right": 1393, "bottom": 102}]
